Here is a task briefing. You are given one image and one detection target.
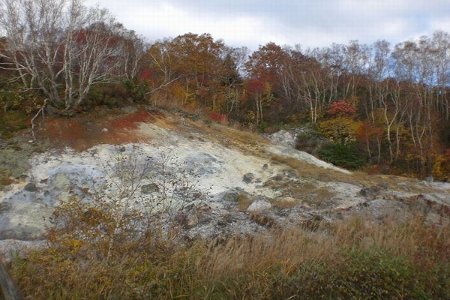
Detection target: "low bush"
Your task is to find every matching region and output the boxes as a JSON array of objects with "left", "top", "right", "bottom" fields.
[
  {"left": 0, "top": 111, "right": 28, "bottom": 138},
  {"left": 318, "top": 142, "right": 366, "bottom": 169}
]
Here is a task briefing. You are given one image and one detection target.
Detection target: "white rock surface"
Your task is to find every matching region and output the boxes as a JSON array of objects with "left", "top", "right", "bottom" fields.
[{"left": 1, "top": 116, "right": 449, "bottom": 247}]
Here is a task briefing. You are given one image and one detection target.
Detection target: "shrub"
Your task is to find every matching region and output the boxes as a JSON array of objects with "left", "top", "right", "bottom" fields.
[
  {"left": 318, "top": 117, "right": 362, "bottom": 145},
  {"left": 123, "top": 79, "right": 149, "bottom": 103},
  {"left": 327, "top": 100, "right": 356, "bottom": 117},
  {"left": 432, "top": 150, "right": 450, "bottom": 181},
  {"left": 318, "top": 142, "right": 366, "bottom": 169},
  {"left": 209, "top": 111, "right": 228, "bottom": 124}
]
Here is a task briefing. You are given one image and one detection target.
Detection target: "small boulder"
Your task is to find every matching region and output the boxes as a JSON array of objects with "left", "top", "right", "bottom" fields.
[
  {"left": 222, "top": 191, "right": 239, "bottom": 202},
  {"left": 247, "top": 200, "right": 272, "bottom": 213},
  {"left": 0, "top": 202, "right": 12, "bottom": 213},
  {"left": 141, "top": 183, "right": 160, "bottom": 194},
  {"left": 24, "top": 183, "right": 37, "bottom": 192},
  {"left": 242, "top": 173, "right": 255, "bottom": 184}
]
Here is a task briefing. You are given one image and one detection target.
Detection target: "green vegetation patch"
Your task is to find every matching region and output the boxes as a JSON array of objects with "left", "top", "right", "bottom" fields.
[
  {"left": 0, "top": 111, "right": 29, "bottom": 139},
  {"left": 318, "top": 142, "right": 366, "bottom": 170}
]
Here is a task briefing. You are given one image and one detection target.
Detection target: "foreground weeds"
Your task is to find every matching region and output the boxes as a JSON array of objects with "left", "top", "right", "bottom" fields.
[{"left": 8, "top": 211, "right": 450, "bottom": 299}]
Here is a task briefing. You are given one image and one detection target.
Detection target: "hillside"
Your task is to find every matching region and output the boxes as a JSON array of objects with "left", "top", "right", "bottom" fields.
[
  {"left": 0, "top": 106, "right": 449, "bottom": 298},
  {"left": 1, "top": 106, "right": 449, "bottom": 243}
]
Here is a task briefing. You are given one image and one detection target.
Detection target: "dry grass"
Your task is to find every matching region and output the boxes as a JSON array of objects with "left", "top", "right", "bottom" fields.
[
  {"left": 187, "top": 119, "right": 268, "bottom": 156},
  {"left": 271, "top": 197, "right": 299, "bottom": 209},
  {"left": 9, "top": 211, "right": 450, "bottom": 299},
  {"left": 269, "top": 154, "right": 362, "bottom": 184}
]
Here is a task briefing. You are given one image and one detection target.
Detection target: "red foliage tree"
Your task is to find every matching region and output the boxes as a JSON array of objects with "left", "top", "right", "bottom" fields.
[
  {"left": 247, "top": 78, "right": 265, "bottom": 96},
  {"left": 327, "top": 100, "right": 356, "bottom": 117}
]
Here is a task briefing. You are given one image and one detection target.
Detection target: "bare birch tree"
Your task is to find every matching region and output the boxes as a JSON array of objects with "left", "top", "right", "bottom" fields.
[{"left": 0, "top": 0, "right": 144, "bottom": 112}]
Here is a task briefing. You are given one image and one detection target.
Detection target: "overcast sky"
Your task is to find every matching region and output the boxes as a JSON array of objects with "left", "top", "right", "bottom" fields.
[{"left": 85, "top": 0, "right": 450, "bottom": 49}]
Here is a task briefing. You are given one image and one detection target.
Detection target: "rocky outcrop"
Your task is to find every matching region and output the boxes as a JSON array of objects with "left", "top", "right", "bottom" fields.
[
  {"left": 267, "top": 128, "right": 306, "bottom": 148},
  {"left": 0, "top": 113, "right": 449, "bottom": 248}
]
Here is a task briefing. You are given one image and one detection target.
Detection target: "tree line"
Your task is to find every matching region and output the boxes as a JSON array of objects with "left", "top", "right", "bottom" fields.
[{"left": 0, "top": 0, "right": 449, "bottom": 179}]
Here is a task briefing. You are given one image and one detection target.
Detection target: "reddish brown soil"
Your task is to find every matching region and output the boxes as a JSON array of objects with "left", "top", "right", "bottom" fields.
[
  {"left": 109, "top": 110, "right": 155, "bottom": 130},
  {"left": 38, "top": 108, "right": 157, "bottom": 151}
]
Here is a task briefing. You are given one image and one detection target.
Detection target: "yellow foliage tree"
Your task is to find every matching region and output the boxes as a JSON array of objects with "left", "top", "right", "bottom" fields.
[{"left": 318, "top": 117, "right": 362, "bottom": 144}]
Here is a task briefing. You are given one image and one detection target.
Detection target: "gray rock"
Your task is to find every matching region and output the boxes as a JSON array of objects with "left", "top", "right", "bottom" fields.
[
  {"left": 48, "top": 164, "right": 105, "bottom": 192},
  {"left": 243, "top": 173, "right": 255, "bottom": 184},
  {"left": 51, "top": 173, "right": 71, "bottom": 191},
  {"left": 221, "top": 191, "right": 240, "bottom": 202},
  {"left": 24, "top": 183, "right": 37, "bottom": 192},
  {"left": 141, "top": 183, "right": 160, "bottom": 194},
  {"left": 362, "top": 199, "right": 408, "bottom": 220},
  {"left": 359, "top": 183, "right": 388, "bottom": 199},
  {"left": 177, "top": 203, "right": 212, "bottom": 229},
  {"left": 247, "top": 200, "right": 272, "bottom": 212},
  {"left": 267, "top": 130, "right": 299, "bottom": 148},
  {"left": 0, "top": 224, "right": 45, "bottom": 240},
  {"left": 0, "top": 202, "right": 12, "bottom": 213},
  {"left": 184, "top": 153, "right": 222, "bottom": 176},
  {"left": 282, "top": 169, "right": 297, "bottom": 179}
]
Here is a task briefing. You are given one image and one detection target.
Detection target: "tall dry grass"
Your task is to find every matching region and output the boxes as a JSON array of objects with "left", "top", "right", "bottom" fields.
[{"left": 8, "top": 212, "right": 450, "bottom": 299}]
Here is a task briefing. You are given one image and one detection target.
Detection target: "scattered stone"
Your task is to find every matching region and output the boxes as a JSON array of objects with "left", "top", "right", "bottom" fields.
[
  {"left": 282, "top": 169, "right": 297, "bottom": 179},
  {"left": 271, "top": 174, "right": 284, "bottom": 181},
  {"left": 0, "top": 202, "right": 12, "bottom": 213},
  {"left": 176, "top": 203, "right": 213, "bottom": 230},
  {"left": 360, "top": 199, "right": 408, "bottom": 221},
  {"left": 247, "top": 199, "right": 272, "bottom": 212},
  {"left": 185, "top": 213, "right": 199, "bottom": 229},
  {"left": 24, "top": 183, "right": 37, "bottom": 192},
  {"left": 141, "top": 183, "right": 160, "bottom": 194},
  {"left": 242, "top": 173, "right": 255, "bottom": 184},
  {"left": 217, "top": 214, "right": 233, "bottom": 227},
  {"left": 359, "top": 183, "right": 388, "bottom": 199},
  {"left": 262, "top": 163, "right": 269, "bottom": 170},
  {"left": 102, "top": 128, "right": 108, "bottom": 132}
]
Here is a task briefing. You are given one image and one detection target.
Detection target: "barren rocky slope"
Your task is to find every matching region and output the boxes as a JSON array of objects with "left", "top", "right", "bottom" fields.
[{"left": 1, "top": 107, "right": 449, "bottom": 254}]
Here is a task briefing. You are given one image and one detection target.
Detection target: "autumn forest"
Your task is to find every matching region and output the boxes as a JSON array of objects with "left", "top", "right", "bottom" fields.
[{"left": 0, "top": 0, "right": 449, "bottom": 180}]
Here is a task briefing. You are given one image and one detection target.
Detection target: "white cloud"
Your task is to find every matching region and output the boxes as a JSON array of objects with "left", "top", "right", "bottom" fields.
[{"left": 85, "top": 0, "right": 450, "bottom": 49}]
